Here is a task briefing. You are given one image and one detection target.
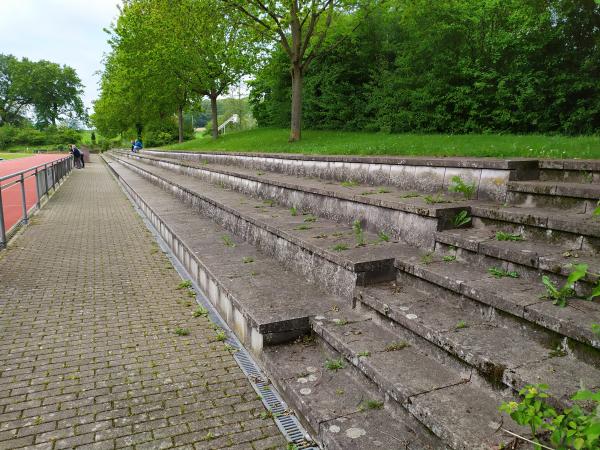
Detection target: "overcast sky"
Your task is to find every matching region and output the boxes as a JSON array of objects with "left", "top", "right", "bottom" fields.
[{"left": 0, "top": 0, "right": 122, "bottom": 112}]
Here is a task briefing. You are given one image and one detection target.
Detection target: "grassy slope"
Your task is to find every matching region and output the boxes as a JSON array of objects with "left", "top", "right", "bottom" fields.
[
  {"left": 161, "top": 128, "right": 600, "bottom": 159},
  {"left": 0, "top": 152, "right": 31, "bottom": 160}
]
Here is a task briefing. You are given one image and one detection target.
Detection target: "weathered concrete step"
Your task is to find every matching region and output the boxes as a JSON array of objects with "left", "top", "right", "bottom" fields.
[
  {"left": 310, "top": 310, "right": 524, "bottom": 449},
  {"left": 394, "top": 253, "right": 600, "bottom": 349},
  {"left": 262, "top": 338, "right": 444, "bottom": 449},
  {"left": 118, "top": 151, "right": 473, "bottom": 248},
  {"left": 507, "top": 180, "right": 599, "bottom": 213},
  {"left": 104, "top": 157, "right": 339, "bottom": 353},
  {"left": 142, "top": 149, "right": 540, "bottom": 202},
  {"left": 354, "top": 282, "right": 600, "bottom": 408},
  {"left": 540, "top": 159, "right": 600, "bottom": 183},
  {"left": 435, "top": 228, "right": 600, "bottom": 284},
  {"left": 471, "top": 203, "right": 600, "bottom": 239},
  {"left": 109, "top": 153, "right": 409, "bottom": 299}
]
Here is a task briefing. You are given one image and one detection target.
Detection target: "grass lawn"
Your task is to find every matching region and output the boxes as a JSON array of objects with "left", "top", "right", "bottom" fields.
[
  {"left": 0, "top": 152, "right": 32, "bottom": 160},
  {"left": 161, "top": 128, "right": 600, "bottom": 159}
]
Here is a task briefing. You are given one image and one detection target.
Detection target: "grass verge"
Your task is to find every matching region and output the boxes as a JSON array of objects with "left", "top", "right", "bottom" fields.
[{"left": 160, "top": 128, "right": 600, "bottom": 159}]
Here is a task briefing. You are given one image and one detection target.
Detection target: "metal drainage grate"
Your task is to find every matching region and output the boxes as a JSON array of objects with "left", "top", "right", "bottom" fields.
[{"left": 120, "top": 181, "right": 319, "bottom": 450}]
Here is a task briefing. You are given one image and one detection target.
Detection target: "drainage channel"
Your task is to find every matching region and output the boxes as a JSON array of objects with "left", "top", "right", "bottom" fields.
[{"left": 118, "top": 177, "right": 319, "bottom": 450}]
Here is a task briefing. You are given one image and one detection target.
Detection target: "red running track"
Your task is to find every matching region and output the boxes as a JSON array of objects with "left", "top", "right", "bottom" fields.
[{"left": 0, "top": 154, "right": 68, "bottom": 232}]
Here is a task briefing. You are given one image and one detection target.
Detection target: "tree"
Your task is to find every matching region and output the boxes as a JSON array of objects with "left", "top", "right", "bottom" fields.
[{"left": 222, "top": 0, "right": 379, "bottom": 141}]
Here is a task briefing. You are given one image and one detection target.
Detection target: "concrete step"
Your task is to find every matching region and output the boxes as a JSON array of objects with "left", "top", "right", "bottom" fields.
[
  {"left": 108, "top": 153, "right": 412, "bottom": 299},
  {"left": 435, "top": 227, "right": 600, "bottom": 286},
  {"left": 394, "top": 253, "right": 600, "bottom": 350},
  {"left": 309, "top": 309, "right": 525, "bottom": 449},
  {"left": 117, "top": 151, "right": 474, "bottom": 249},
  {"left": 104, "top": 156, "right": 340, "bottom": 354},
  {"left": 354, "top": 281, "right": 600, "bottom": 409},
  {"left": 507, "top": 180, "right": 599, "bottom": 212},
  {"left": 540, "top": 159, "right": 600, "bottom": 184},
  {"left": 471, "top": 203, "right": 600, "bottom": 241},
  {"left": 262, "top": 338, "right": 444, "bottom": 449},
  {"left": 141, "top": 149, "right": 540, "bottom": 202}
]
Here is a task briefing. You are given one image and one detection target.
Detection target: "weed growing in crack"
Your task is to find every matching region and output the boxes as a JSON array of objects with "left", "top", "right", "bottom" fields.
[
  {"left": 359, "top": 400, "right": 384, "bottom": 411},
  {"left": 488, "top": 267, "right": 520, "bottom": 278},
  {"left": 353, "top": 220, "right": 366, "bottom": 246},
  {"left": 357, "top": 351, "right": 371, "bottom": 357},
  {"left": 303, "top": 214, "right": 317, "bottom": 223},
  {"left": 496, "top": 231, "right": 524, "bottom": 241},
  {"left": 421, "top": 252, "right": 434, "bottom": 265},
  {"left": 221, "top": 235, "right": 235, "bottom": 247},
  {"left": 324, "top": 358, "right": 345, "bottom": 371},
  {"left": 341, "top": 180, "right": 359, "bottom": 188},
  {"left": 449, "top": 175, "right": 476, "bottom": 199},
  {"left": 177, "top": 280, "right": 192, "bottom": 290},
  {"left": 174, "top": 327, "right": 190, "bottom": 336},
  {"left": 214, "top": 329, "right": 227, "bottom": 342},
  {"left": 541, "top": 264, "right": 588, "bottom": 307},
  {"left": 443, "top": 254, "right": 456, "bottom": 262},
  {"left": 192, "top": 306, "right": 208, "bottom": 318},
  {"left": 332, "top": 243, "right": 349, "bottom": 252},
  {"left": 455, "top": 320, "right": 468, "bottom": 330},
  {"left": 385, "top": 341, "right": 410, "bottom": 352},
  {"left": 423, "top": 194, "right": 449, "bottom": 204},
  {"left": 295, "top": 224, "right": 312, "bottom": 231},
  {"left": 290, "top": 206, "right": 298, "bottom": 216},
  {"left": 377, "top": 231, "right": 390, "bottom": 242},
  {"left": 242, "top": 257, "right": 254, "bottom": 264},
  {"left": 452, "top": 210, "right": 471, "bottom": 227}
]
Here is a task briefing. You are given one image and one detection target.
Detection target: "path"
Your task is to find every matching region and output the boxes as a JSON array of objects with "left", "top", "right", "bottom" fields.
[
  {"left": 0, "top": 154, "right": 67, "bottom": 232},
  {"left": 0, "top": 156, "right": 286, "bottom": 450}
]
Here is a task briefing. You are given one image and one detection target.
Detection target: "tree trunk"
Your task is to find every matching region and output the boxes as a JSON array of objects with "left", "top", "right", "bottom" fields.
[
  {"left": 177, "top": 105, "right": 184, "bottom": 143},
  {"left": 135, "top": 123, "right": 143, "bottom": 139},
  {"left": 210, "top": 90, "right": 218, "bottom": 140},
  {"left": 290, "top": 64, "right": 303, "bottom": 142}
]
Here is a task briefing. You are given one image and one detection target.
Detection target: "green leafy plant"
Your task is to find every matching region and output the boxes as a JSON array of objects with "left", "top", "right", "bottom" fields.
[
  {"left": 496, "top": 231, "right": 524, "bottom": 241},
  {"left": 303, "top": 215, "right": 317, "bottom": 223},
  {"left": 359, "top": 400, "right": 384, "bottom": 410},
  {"left": 290, "top": 206, "right": 298, "bottom": 216},
  {"left": 263, "top": 199, "right": 275, "bottom": 207},
  {"left": 295, "top": 224, "right": 312, "bottom": 230},
  {"left": 592, "top": 324, "right": 600, "bottom": 339},
  {"left": 221, "top": 235, "right": 235, "bottom": 247},
  {"left": 192, "top": 306, "right": 208, "bottom": 318},
  {"left": 500, "top": 385, "right": 600, "bottom": 450},
  {"left": 377, "top": 188, "right": 391, "bottom": 193},
  {"left": 452, "top": 210, "right": 471, "bottom": 227},
  {"left": 449, "top": 175, "right": 476, "bottom": 199},
  {"left": 443, "top": 254, "right": 456, "bottom": 262},
  {"left": 455, "top": 320, "right": 468, "bottom": 329},
  {"left": 341, "top": 180, "right": 359, "bottom": 187},
  {"left": 353, "top": 220, "right": 366, "bottom": 246},
  {"left": 421, "top": 252, "right": 434, "bottom": 265},
  {"left": 177, "top": 280, "right": 192, "bottom": 290},
  {"left": 423, "top": 194, "right": 449, "bottom": 204},
  {"left": 541, "top": 264, "right": 588, "bottom": 307},
  {"left": 332, "top": 243, "right": 349, "bottom": 252},
  {"left": 215, "top": 329, "right": 227, "bottom": 342},
  {"left": 242, "top": 257, "right": 254, "bottom": 264},
  {"left": 399, "top": 192, "right": 420, "bottom": 199},
  {"left": 593, "top": 200, "right": 600, "bottom": 216},
  {"left": 357, "top": 351, "right": 370, "bottom": 357},
  {"left": 488, "top": 267, "right": 520, "bottom": 279},
  {"left": 385, "top": 341, "right": 410, "bottom": 352},
  {"left": 174, "top": 327, "right": 190, "bottom": 336},
  {"left": 325, "top": 358, "right": 345, "bottom": 371},
  {"left": 378, "top": 231, "right": 390, "bottom": 242}
]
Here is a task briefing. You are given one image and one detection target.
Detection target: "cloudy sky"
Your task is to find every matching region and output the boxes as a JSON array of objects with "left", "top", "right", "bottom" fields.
[{"left": 0, "top": 0, "right": 122, "bottom": 112}]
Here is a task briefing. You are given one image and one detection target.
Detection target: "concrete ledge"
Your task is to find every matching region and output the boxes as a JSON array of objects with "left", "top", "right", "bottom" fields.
[{"left": 143, "top": 150, "right": 539, "bottom": 202}]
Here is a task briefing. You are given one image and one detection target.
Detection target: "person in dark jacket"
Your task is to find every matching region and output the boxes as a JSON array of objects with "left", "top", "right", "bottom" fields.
[{"left": 70, "top": 145, "right": 84, "bottom": 168}]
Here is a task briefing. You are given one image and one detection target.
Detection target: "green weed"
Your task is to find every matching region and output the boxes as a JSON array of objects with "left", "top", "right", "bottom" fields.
[
  {"left": 421, "top": 252, "right": 434, "bottom": 265},
  {"left": 177, "top": 280, "right": 192, "bottom": 290},
  {"left": 324, "top": 358, "right": 345, "bottom": 371},
  {"left": 192, "top": 306, "right": 208, "bottom": 318},
  {"left": 541, "top": 264, "right": 588, "bottom": 307},
  {"left": 378, "top": 231, "right": 390, "bottom": 242},
  {"left": 385, "top": 341, "right": 410, "bottom": 352},
  {"left": 455, "top": 320, "right": 468, "bottom": 330},
  {"left": 443, "top": 254, "right": 456, "bottom": 262},
  {"left": 215, "top": 329, "right": 227, "bottom": 342},
  {"left": 452, "top": 210, "right": 471, "bottom": 227},
  {"left": 303, "top": 215, "right": 317, "bottom": 223},
  {"left": 449, "top": 175, "right": 476, "bottom": 199},
  {"left": 174, "top": 327, "right": 190, "bottom": 336},
  {"left": 332, "top": 243, "right": 349, "bottom": 251},
  {"left": 221, "top": 235, "right": 235, "bottom": 247},
  {"left": 377, "top": 188, "right": 391, "bottom": 194},
  {"left": 357, "top": 351, "right": 371, "bottom": 357},
  {"left": 496, "top": 231, "right": 524, "bottom": 241},
  {"left": 290, "top": 206, "right": 298, "bottom": 216},
  {"left": 423, "top": 194, "right": 449, "bottom": 204},
  {"left": 341, "top": 180, "right": 359, "bottom": 187},
  {"left": 399, "top": 192, "right": 421, "bottom": 199},
  {"left": 353, "top": 220, "right": 366, "bottom": 246},
  {"left": 295, "top": 224, "right": 312, "bottom": 231},
  {"left": 359, "top": 400, "right": 384, "bottom": 410},
  {"left": 242, "top": 257, "right": 254, "bottom": 264},
  {"left": 488, "top": 267, "right": 520, "bottom": 278}
]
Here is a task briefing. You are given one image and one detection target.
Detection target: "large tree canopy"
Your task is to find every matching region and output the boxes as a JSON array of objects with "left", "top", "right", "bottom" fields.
[{"left": 0, "top": 54, "right": 84, "bottom": 127}]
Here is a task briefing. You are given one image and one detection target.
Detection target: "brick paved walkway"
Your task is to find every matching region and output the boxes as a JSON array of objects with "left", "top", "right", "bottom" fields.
[{"left": 0, "top": 157, "right": 286, "bottom": 450}]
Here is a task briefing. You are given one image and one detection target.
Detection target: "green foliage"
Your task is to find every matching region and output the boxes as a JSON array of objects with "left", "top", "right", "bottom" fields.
[
  {"left": 290, "top": 206, "right": 298, "bottom": 216},
  {"left": 488, "top": 267, "right": 520, "bottom": 279},
  {"left": 0, "top": 125, "right": 82, "bottom": 150},
  {"left": 443, "top": 255, "right": 456, "bottom": 262},
  {"left": 192, "top": 306, "right": 209, "bottom": 318},
  {"left": 385, "top": 341, "right": 410, "bottom": 352},
  {"left": 303, "top": 215, "right": 317, "bottom": 223},
  {"left": 352, "top": 220, "right": 366, "bottom": 246},
  {"left": 174, "top": 327, "right": 190, "bottom": 336},
  {"left": 324, "top": 358, "right": 345, "bottom": 372},
  {"left": 541, "top": 264, "right": 588, "bottom": 307},
  {"left": 500, "top": 385, "right": 600, "bottom": 450},
  {"left": 341, "top": 180, "right": 359, "bottom": 187},
  {"left": 448, "top": 176, "right": 476, "bottom": 199},
  {"left": 177, "top": 280, "right": 193, "bottom": 290},
  {"left": 496, "top": 231, "right": 524, "bottom": 241},
  {"left": 357, "top": 351, "right": 371, "bottom": 357},
  {"left": 242, "top": 257, "right": 254, "bottom": 264},
  {"left": 221, "top": 235, "right": 235, "bottom": 247},
  {"left": 455, "top": 320, "right": 468, "bottom": 330},
  {"left": 423, "top": 194, "right": 449, "bottom": 205},
  {"left": 421, "top": 252, "right": 434, "bottom": 265},
  {"left": 332, "top": 243, "right": 349, "bottom": 252},
  {"left": 452, "top": 210, "right": 471, "bottom": 228},
  {"left": 214, "top": 329, "right": 227, "bottom": 342},
  {"left": 592, "top": 324, "right": 600, "bottom": 339},
  {"left": 359, "top": 400, "right": 384, "bottom": 410},
  {"left": 377, "top": 231, "right": 390, "bottom": 242}
]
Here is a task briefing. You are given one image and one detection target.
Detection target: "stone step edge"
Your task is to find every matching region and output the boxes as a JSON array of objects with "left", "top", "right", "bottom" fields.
[
  {"left": 108, "top": 154, "right": 396, "bottom": 299},
  {"left": 394, "top": 259, "right": 600, "bottom": 350},
  {"left": 434, "top": 230, "right": 599, "bottom": 284},
  {"left": 508, "top": 180, "right": 600, "bottom": 200},
  {"left": 310, "top": 317, "right": 519, "bottom": 449},
  {"left": 105, "top": 156, "right": 313, "bottom": 354},
  {"left": 122, "top": 151, "right": 469, "bottom": 220}
]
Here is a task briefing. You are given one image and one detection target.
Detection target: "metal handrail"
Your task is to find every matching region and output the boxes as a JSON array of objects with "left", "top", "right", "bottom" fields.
[{"left": 0, "top": 154, "right": 74, "bottom": 248}]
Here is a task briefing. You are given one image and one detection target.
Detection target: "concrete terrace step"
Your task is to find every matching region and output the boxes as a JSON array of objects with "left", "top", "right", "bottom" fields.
[
  {"left": 394, "top": 253, "right": 600, "bottom": 349},
  {"left": 471, "top": 203, "right": 600, "bottom": 239},
  {"left": 108, "top": 153, "right": 412, "bottom": 299},
  {"left": 435, "top": 227, "right": 600, "bottom": 285},
  {"left": 142, "top": 149, "right": 541, "bottom": 203},
  {"left": 354, "top": 282, "right": 600, "bottom": 408},
  {"left": 104, "top": 156, "right": 340, "bottom": 353},
  {"left": 262, "top": 338, "right": 444, "bottom": 449},
  {"left": 309, "top": 310, "right": 524, "bottom": 449},
  {"left": 119, "top": 151, "right": 473, "bottom": 249},
  {"left": 507, "top": 180, "right": 599, "bottom": 212}
]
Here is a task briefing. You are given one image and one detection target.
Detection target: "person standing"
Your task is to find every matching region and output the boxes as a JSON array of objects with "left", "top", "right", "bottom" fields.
[{"left": 70, "top": 144, "right": 84, "bottom": 168}]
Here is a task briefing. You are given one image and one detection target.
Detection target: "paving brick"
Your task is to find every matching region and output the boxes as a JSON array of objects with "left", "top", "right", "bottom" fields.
[{"left": 0, "top": 158, "right": 283, "bottom": 450}]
